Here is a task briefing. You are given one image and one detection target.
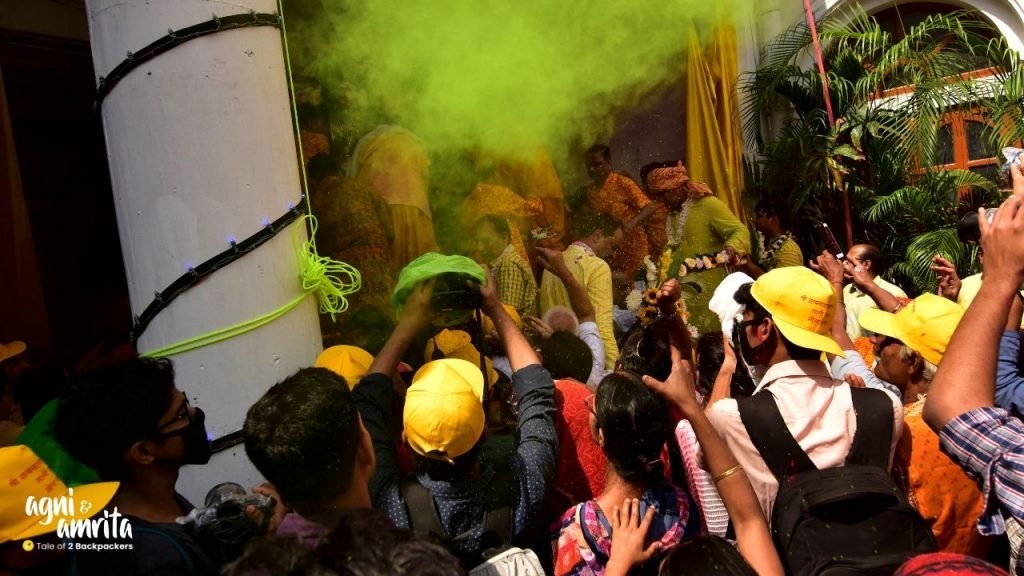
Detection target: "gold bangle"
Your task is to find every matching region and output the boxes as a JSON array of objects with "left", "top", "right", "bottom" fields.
[{"left": 712, "top": 464, "right": 744, "bottom": 483}]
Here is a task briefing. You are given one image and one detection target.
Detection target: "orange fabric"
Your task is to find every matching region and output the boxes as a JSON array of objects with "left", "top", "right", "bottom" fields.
[
  {"left": 898, "top": 400, "right": 991, "bottom": 556},
  {"left": 586, "top": 173, "right": 655, "bottom": 274},
  {"left": 853, "top": 336, "right": 875, "bottom": 366}
]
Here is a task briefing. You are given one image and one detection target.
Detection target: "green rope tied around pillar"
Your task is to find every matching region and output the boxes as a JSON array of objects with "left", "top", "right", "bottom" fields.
[
  {"left": 140, "top": 219, "right": 361, "bottom": 358},
  {"left": 297, "top": 215, "right": 361, "bottom": 321}
]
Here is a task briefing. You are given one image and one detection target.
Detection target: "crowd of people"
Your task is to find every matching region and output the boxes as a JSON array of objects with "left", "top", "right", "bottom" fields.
[{"left": 3, "top": 140, "right": 1024, "bottom": 576}]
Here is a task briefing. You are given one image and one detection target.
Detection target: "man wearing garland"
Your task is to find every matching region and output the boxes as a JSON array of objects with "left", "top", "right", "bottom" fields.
[
  {"left": 642, "top": 161, "right": 750, "bottom": 336},
  {"left": 741, "top": 202, "right": 804, "bottom": 278}
]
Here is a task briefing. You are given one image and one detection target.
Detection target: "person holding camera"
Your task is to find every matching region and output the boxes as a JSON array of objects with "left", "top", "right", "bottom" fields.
[
  {"left": 924, "top": 195, "right": 1024, "bottom": 564},
  {"left": 55, "top": 357, "right": 282, "bottom": 575},
  {"left": 353, "top": 273, "right": 557, "bottom": 570}
]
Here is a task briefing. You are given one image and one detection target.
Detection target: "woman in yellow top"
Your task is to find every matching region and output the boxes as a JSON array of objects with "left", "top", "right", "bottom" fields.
[{"left": 644, "top": 162, "right": 749, "bottom": 335}]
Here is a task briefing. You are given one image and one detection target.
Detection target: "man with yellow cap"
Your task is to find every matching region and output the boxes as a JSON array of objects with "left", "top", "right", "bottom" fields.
[
  {"left": 352, "top": 271, "right": 556, "bottom": 568},
  {"left": 705, "top": 266, "right": 903, "bottom": 523},
  {"left": 815, "top": 248, "right": 990, "bottom": 556}
]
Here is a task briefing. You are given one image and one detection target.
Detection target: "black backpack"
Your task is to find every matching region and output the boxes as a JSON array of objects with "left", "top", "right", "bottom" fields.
[
  {"left": 737, "top": 387, "right": 936, "bottom": 576},
  {"left": 400, "top": 468, "right": 515, "bottom": 569}
]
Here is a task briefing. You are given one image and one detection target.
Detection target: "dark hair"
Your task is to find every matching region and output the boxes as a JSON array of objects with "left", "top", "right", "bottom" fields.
[
  {"left": 696, "top": 332, "right": 756, "bottom": 402},
  {"left": 585, "top": 144, "right": 611, "bottom": 162},
  {"left": 243, "top": 367, "right": 361, "bottom": 514},
  {"left": 594, "top": 372, "right": 671, "bottom": 487},
  {"left": 55, "top": 357, "right": 176, "bottom": 480},
  {"left": 478, "top": 214, "right": 510, "bottom": 241},
  {"left": 733, "top": 284, "right": 822, "bottom": 361},
  {"left": 639, "top": 160, "right": 682, "bottom": 187},
  {"left": 754, "top": 202, "right": 794, "bottom": 231},
  {"left": 618, "top": 324, "right": 672, "bottom": 382},
  {"left": 12, "top": 363, "right": 68, "bottom": 423},
  {"left": 570, "top": 208, "right": 620, "bottom": 241},
  {"left": 659, "top": 535, "right": 757, "bottom": 575},
  {"left": 413, "top": 442, "right": 482, "bottom": 483},
  {"left": 227, "top": 508, "right": 465, "bottom": 576},
  {"left": 541, "top": 331, "right": 594, "bottom": 383}
]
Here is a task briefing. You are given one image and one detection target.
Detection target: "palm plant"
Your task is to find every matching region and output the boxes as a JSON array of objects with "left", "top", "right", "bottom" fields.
[
  {"left": 743, "top": 6, "right": 1007, "bottom": 292},
  {"left": 862, "top": 170, "right": 1000, "bottom": 294}
]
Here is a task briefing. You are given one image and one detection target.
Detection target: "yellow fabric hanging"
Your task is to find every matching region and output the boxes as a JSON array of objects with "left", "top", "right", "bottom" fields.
[{"left": 684, "top": 22, "right": 745, "bottom": 221}]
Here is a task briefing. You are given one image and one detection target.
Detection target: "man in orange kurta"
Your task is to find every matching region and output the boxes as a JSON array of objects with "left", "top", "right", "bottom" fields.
[{"left": 581, "top": 145, "right": 658, "bottom": 275}]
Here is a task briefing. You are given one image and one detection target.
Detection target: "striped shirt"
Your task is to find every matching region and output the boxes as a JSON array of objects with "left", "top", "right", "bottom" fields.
[{"left": 939, "top": 406, "right": 1024, "bottom": 535}]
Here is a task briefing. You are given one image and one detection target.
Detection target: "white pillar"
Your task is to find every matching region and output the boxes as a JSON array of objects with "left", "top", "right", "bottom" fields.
[{"left": 85, "top": 0, "right": 322, "bottom": 502}]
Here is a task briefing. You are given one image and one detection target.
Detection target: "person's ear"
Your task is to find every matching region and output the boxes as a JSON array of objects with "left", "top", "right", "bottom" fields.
[
  {"left": 127, "top": 440, "right": 157, "bottom": 467},
  {"left": 759, "top": 317, "right": 774, "bottom": 341},
  {"left": 907, "top": 352, "right": 924, "bottom": 378}
]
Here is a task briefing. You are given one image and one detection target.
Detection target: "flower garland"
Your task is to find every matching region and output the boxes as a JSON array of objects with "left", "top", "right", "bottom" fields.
[
  {"left": 675, "top": 250, "right": 733, "bottom": 279},
  {"left": 665, "top": 200, "right": 693, "bottom": 250},
  {"left": 625, "top": 288, "right": 691, "bottom": 328},
  {"left": 755, "top": 231, "right": 793, "bottom": 269}
]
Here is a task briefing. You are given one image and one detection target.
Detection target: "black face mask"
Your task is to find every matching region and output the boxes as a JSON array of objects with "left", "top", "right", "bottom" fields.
[
  {"left": 159, "top": 407, "right": 212, "bottom": 466},
  {"left": 734, "top": 318, "right": 774, "bottom": 371}
]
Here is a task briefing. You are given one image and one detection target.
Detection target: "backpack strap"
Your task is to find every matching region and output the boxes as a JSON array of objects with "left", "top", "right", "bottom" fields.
[
  {"left": 482, "top": 467, "right": 515, "bottom": 545},
  {"left": 845, "top": 387, "right": 895, "bottom": 468},
  {"left": 401, "top": 477, "right": 448, "bottom": 540},
  {"left": 737, "top": 390, "right": 817, "bottom": 482}
]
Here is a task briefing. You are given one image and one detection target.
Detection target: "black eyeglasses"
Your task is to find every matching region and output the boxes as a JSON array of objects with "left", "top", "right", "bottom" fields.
[
  {"left": 736, "top": 317, "right": 768, "bottom": 330},
  {"left": 153, "top": 396, "right": 193, "bottom": 439}
]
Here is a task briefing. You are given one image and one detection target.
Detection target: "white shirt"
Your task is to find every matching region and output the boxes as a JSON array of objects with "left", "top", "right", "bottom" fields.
[
  {"left": 578, "top": 321, "right": 608, "bottom": 388},
  {"left": 706, "top": 359, "right": 903, "bottom": 523}
]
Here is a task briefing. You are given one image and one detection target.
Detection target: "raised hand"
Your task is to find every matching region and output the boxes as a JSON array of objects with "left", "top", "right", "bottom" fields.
[
  {"left": 607, "top": 498, "right": 660, "bottom": 576},
  {"left": 810, "top": 250, "right": 845, "bottom": 286},
  {"left": 930, "top": 255, "right": 961, "bottom": 301}
]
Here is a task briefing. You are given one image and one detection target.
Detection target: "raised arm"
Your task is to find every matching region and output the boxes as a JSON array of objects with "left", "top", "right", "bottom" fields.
[
  {"left": 642, "top": 346, "right": 784, "bottom": 576},
  {"left": 925, "top": 198, "right": 1024, "bottom": 431},
  {"left": 481, "top": 268, "right": 540, "bottom": 372},
  {"left": 536, "top": 246, "right": 595, "bottom": 323},
  {"left": 845, "top": 260, "right": 901, "bottom": 312},
  {"left": 368, "top": 280, "right": 434, "bottom": 376}
]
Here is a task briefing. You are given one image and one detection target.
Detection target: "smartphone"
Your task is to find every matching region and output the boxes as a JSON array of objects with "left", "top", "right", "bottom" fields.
[{"left": 814, "top": 223, "right": 845, "bottom": 260}]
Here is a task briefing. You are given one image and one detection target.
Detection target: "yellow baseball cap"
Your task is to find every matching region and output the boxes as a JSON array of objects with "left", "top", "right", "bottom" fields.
[
  {"left": 0, "top": 445, "right": 119, "bottom": 543},
  {"left": 403, "top": 359, "right": 485, "bottom": 463},
  {"left": 423, "top": 329, "right": 500, "bottom": 386},
  {"left": 481, "top": 304, "right": 523, "bottom": 334},
  {"left": 315, "top": 345, "right": 375, "bottom": 389},
  {"left": 750, "top": 267, "right": 844, "bottom": 357},
  {"left": 858, "top": 293, "right": 964, "bottom": 366}
]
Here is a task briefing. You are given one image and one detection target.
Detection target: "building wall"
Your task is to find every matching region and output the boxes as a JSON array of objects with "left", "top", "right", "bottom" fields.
[{"left": 0, "top": 0, "right": 89, "bottom": 42}]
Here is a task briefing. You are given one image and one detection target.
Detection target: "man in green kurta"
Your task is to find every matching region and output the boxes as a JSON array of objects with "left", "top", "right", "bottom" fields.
[{"left": 645, "top": 162, "right": 750, "bottom": 335}]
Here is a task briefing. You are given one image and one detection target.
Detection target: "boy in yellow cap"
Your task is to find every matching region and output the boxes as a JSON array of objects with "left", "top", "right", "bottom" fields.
[
  {"left": 352, "top": 271, "right": 556, "bottom": 568},
  {"left": 705, "top": 266, "right": 903, "bottom": 523}
]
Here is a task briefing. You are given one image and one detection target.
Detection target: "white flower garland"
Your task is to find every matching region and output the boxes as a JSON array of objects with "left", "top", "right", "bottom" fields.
[
  {"left": 665, "top": 198, "right": 693, "bottom": 249},
  {"left": 757, "top": 232, "right": 793, "bottom": 268}
]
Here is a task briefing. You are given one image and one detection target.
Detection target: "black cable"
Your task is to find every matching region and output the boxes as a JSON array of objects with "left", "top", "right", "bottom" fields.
[
  {"left": 95, "top": 12, "right": 282, "bottom": 107},
  {"left": 131, "top": 199, "right": 307, "bottom": 343}
]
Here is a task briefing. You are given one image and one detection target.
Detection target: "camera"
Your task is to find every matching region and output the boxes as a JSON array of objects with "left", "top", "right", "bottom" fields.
[
  {"left": 177, "top": 482, "right": 277, "bottom": 564},
  {"left": 430, "top": 273, "right": 482, "bottom": 312},
  {"left": 958, "top": 208, "right": 997, "bottom": 244}
]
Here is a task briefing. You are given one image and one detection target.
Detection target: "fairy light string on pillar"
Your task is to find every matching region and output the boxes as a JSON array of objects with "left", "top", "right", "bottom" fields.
[{"left": 118, "top": 7, "right": 362, "bottom": 358}]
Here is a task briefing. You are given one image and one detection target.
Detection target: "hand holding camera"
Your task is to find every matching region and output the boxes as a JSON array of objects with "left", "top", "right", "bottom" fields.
[{"left": 980, "top": 196, "right": 1024, "bottom": 292}]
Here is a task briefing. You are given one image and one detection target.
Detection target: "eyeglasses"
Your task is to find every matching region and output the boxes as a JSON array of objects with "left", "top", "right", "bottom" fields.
[
  {"left": 736, "top": 317, "right": 768, "bottom": 331},
  {"left": 153, "top": 396, "right": 193, "bottom": 439}
]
